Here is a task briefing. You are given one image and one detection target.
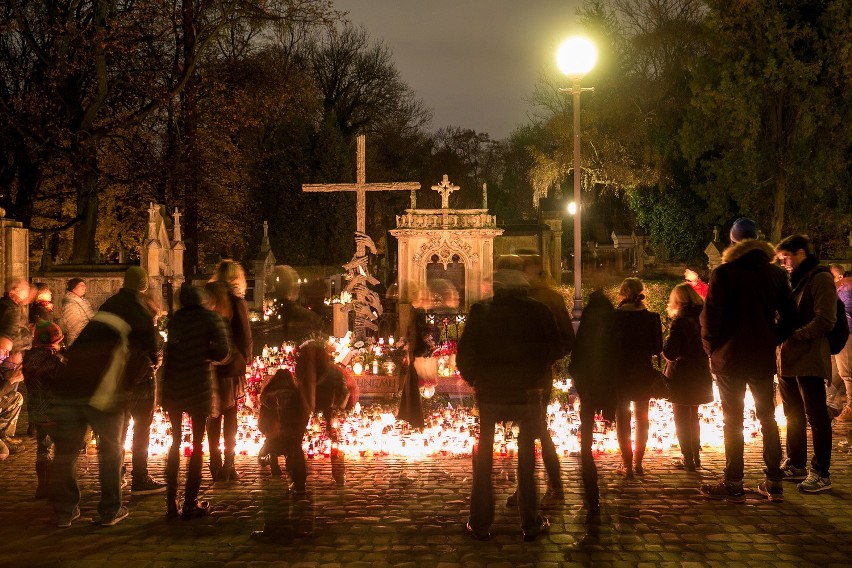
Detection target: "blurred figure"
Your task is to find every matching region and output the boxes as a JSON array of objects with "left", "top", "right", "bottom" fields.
[
  {"left": 428, "top": 278, "right": 460, "bottom": 312},
  {"left": 396, "top": 284, "right": 433, "bottom": 429},
  {"left": 161, "top": 284, "right": 230, "bottom": 519},
  {"left": 663, "top": 283, "right": 713, "bottom": 471},
  {"left": 60, "top": 278, "right": 94, "bottom": 346},
  {"left": 830, "top": 265, "right": 852, "bottom": 421},
  {"left": 613, "top": 277, "right": 662, "bottom": 478},
  {"left": 206, "top": 260, "right": 252, "bottom": 482},
  {"left": 0, "top": 278, "right": 31, "bottom": 456},
  {"left": 457, "top": 265, "right": 562, "bottom": 542},
  {"left": 29, "top": 283, "right": 55, "bottom": 326}
]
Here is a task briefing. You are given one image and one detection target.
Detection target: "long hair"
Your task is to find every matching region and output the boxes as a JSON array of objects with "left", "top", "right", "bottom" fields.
[
  {"left": 205, "top": 280, "right": 232, "bottom": 320},
  {"left": 667, "top": 282, "right": 703, "bottom": 318},
  {"left": 617, "top": 277, "right": 646, "bottom": 308},
  {"left": 213, "top": 259, "right": 247, "bottom": 297}
]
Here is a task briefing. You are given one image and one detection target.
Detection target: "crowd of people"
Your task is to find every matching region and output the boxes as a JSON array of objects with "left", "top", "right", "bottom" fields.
[{"left": 0, "top": 216, "right": 850, "bottom": 542}]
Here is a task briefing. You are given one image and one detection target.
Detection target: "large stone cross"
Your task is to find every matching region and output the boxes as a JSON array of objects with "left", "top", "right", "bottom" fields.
[
  {"left": 432, "top": 174, "right": 459, "bottom": 209},
  {"left": 303, "top": 135, "right": 421, "bottom": 256}
]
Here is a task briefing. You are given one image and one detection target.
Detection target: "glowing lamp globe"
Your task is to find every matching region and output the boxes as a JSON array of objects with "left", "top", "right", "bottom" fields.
[
  {"left": 556, "top": 37, "right": 597, "bottom": 78},
  {"left": 567, "top": 201, "right": 577, "bottom": 215}
]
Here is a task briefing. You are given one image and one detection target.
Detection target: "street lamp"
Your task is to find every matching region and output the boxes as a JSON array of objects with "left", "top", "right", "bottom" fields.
[{"left": 557, "top": 36, "right": 596, "bottom": 321}]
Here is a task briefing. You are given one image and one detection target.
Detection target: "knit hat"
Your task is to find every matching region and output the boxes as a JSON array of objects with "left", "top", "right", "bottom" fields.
[
  {"left": 66, "top": 277, "right": 85, "bottom": 292},
  {"left": 123, "top": 266, "right": 149, "bottom": 292},
  {"left": 34, "top": 321, "right": 64, "bottom": 346},
  {"left": 730, "top": 217, "right": 758, "bottom": 243}
]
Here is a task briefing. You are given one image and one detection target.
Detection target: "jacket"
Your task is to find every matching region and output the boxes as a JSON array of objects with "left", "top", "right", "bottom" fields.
[
  {"left": 60, "top": 291, "right": 94, "bottom": 346},
  {"left": 663, "top": 305, "right": 713, "bottom": 406},
  {"left": 162, "top": 292, "right": 231, "bottom": 415},
  {"left": 837, "top": 276, "right": 852, "bottom": 331},
  {"left": 701, "top": 240, "right": 796, "bottom": 377},
  {"left": 22, "top": 347, "right": 65, "bottom": 423},
  {"left": 457, "top": 287, "right": 562, "bottom": 404},
  {"left": 568, "top": 290, "right": 619, "bottom": 420},
  {"left": 216, "top": 286, "right": 252, "bottom": 380},
  {"left": 0, "top": 295, "right": 28, "bottom": 353},
  {"left": 777, "top": 256, "right": 837, "bottom": 380},
  {"left": 613, "top": 305, "right": 663, "bottom": 401}
]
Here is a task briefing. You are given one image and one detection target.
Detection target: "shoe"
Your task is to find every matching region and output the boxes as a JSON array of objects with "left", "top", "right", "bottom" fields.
[
  {"left": 634, "top": 463, "right": 645, "bottom": 476},
  {"left": 671, "top": 457, "right": 696, "bottom": 472},
  {"left": 693, "top": 455, "right": 701, "bottom": 469},
  {"left": 258, "top": 453, "right": 271, "bottom": 468},
  {"left": 56, "top": 507, "right": 81, "bottom": 528},
  {"left": 288, "top": 482, "right": 306, "bottom": 496},
  {"left": 837, "top": 406, "right": 852, "bottom": 422},
  {"left": 506, "top": 490, "right": 518, "bottom": 507},
  {"left": 699, "top": 479, "right": 746, "bottom": 503},
  {"left": 166, "top": 498, "right": 180, "bottom": 519},
  {"left": 465, "top": 522, "right": 490, "bottom": 541},
  {"left": 101, "top": 506, "right": 129, "bottom": 526},
  {"left": 798, "top": 471, "right": 831, "bottom": 493},
  {"left": 181, "top": 500, "right": 211, "bottom": 520},
  {"left": 522, "top": 516, "right": 550, "bottom": 542},
  {"left": 757, "top": 479, "right": 784, "bottom": 502},
  {"left": 541, "top": 488, "right": 565, "bottom": 508},
  {"left": 616, "top": 463, "right": 634, "bottom": 478},
  {"left": 131, "top": 475, "right": 167, "bottom": 495},
  {"left": 780, "top": 458, "right": 808, "bottom": 481},
  {"left": 221, "top": 465, "right": 239, "bottom": 482}
]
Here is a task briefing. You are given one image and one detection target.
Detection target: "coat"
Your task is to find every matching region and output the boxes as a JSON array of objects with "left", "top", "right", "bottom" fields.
[
  {"left": 22, "top": 346, "right": 65, "bottom": 423},
  {"left": 613, "top": 305, "right": 663, "bottom": 402},
  {"left": 456, "top": 287, "right": 562, "bottom": 404},
  {"left": 777, "top": 255, "right": 837, "bottom": 380},
  {"left": 701, "top": 239, "right": 797, "bottom": 378},
  {"left": 162, "top": 297, "right": 231, "bottom": 416},
  {"left": 0, "top": 295, "right": 28, "bottom": 354},
  {"left": 663, "top": 305, "right": 713, "bottom": 406},
  {"left": 60, "top": 291, "right": 94, "bottom": 346},
  {"left": 214, "top": 285, "right": 252, "bottom": 410}
]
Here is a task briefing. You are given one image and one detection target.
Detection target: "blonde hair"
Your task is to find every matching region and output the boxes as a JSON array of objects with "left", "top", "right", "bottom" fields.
[
  {"left": 667, "top": 282, "right": 704, "bottom": 318},
  {"left": 617, "top": 277, "right": 646, "bottom": 308},
  {"left": 213, "top": 259, "right": 247, "bottom": 297}
]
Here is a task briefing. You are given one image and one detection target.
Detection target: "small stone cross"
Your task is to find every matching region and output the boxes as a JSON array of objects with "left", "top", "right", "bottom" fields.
[
  {"left": 713, "top": 226, "right": 719, "bottom": 242},
  {"left": 432, "top": 174, "right": 459, "bottom": 209}
]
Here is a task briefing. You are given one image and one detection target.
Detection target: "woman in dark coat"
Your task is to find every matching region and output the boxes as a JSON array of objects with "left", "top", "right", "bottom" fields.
[
  {"left": 663, "top": 283, "right": 713, "bottom": 471},
  {"left": 162, "top": 284, "right": 231, "bottom": 519},
  {"left": 205, "top": 260, "right": 253, "bottom": 481},
  {"left": 569, "top": 289, "right": 619, "bottom": 512},
  {"left": 613, "top": 277, "right": 663, "bottom": 477}
]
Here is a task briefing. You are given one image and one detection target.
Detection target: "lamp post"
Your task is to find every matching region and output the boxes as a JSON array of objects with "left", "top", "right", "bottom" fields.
[{"left": 557, "top": 36, "right": 597, "bottom": 322}]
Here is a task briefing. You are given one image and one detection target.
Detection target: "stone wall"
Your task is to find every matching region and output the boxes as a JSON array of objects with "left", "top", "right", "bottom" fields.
[{"left": 32, "top": 265, "right": 131, "bottom": 311}]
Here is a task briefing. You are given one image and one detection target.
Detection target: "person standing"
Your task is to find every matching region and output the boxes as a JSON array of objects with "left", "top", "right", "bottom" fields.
[
  {"left": 613, "top": 277, "right": 662, "bottom": 477},
  {"left": 0, "top": 278, "right": 31, "bottom": 456},
  {"left": 60, "top": 278, "right": 94, "bottom": 346},
  {"left": 161, "top": 284, "right": 231, "bottom": 519},
  {"left": 699, "top": 217, "right": 796, "bottom": 503},
  {"left": 457, "top": 267, "right": 562, "bottom": 542},
  {"left": 29, "top": 283, "right": 55, "bottom": 326},
  {"left": 663, "top": 283, "right": 713, "bottom": 472},
  {"left": 775, "top": 235, "right": 837, "bottom": 493},
  {"left": 49, "top": 266, "right": 159, "bottom": 527},
  {"left": 206, "top": 260, "right": 252, "bottom": 482},
  {"left": 829, "top": 265, "right": 852, "bottom": 421}
]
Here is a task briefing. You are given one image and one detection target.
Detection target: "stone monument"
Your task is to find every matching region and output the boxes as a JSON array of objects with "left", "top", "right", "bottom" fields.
[
  {"left": 0, "top": 207, "right": 29, "bottom": 293},
  {"left": 140, "top": 203, "right": 185, "bottom": 305}
]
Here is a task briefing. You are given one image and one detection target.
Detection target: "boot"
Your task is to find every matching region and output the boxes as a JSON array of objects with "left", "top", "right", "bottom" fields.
[
  {"left": 166, "top": 449, "right": 180, "bottom": 518},
  {"left": 166, "top": 493, "right": 180, "bottom": 519},
  {"left": 181, "top": 467, "right": 210, "bottom": 520},
  {"left": 221, "top": 452, "right": 239, "bottom": 481},
  {"left": 209, "top": 451, "right": 223, "bottom": 482},
  {"left": 35, "top": 460, "right": 51, "bottom": 499}
]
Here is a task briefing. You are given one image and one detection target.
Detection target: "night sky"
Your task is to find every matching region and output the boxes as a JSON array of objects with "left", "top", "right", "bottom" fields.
[{"left": 334, "top": 0, "right": 584, "bottom": 140}]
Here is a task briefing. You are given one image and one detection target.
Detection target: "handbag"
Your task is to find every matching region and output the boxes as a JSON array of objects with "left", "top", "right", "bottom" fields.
[{"left": 649, "top": 369, "right": 671, "bottom": 400}]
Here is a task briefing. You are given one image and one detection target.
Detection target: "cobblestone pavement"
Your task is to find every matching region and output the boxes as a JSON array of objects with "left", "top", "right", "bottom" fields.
[{"left": 0, "top": 420, "right": 850, "bottom": 568}]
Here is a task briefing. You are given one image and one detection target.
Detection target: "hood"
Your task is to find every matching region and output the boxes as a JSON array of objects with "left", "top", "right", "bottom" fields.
[{"left": 721, "top": 239, "right": 776, "bottom": 264}]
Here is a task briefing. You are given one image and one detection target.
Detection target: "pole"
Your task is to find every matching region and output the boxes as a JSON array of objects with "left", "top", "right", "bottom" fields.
[{"left": 572, "top": 79, "right": 583, "bottom": 321}]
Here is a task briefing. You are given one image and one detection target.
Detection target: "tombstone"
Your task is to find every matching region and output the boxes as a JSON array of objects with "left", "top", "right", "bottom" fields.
[
  {"left": 0, "top": 207, "right": 29, "bottom": 293},
  {"left": 140, "top": 203, "right": 185, "bottom": 307},
  {"left": 391, "top": 174, "right": 503, "bottom": 312},
  {"left": 705, "top": 226, "right": 725, "bottom": 271},
  {"left": 251, "top": 220, "right": 277, "bottom": 310}
]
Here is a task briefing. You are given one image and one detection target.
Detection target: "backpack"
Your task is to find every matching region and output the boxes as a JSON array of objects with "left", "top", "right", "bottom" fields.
[{"left": 828, "top": 299, "right": 850, "bottom": 355}]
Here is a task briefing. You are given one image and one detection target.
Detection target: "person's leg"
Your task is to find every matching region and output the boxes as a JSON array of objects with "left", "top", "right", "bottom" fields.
[
  {"left": 0, "top": 392, "right": 24, "bottom": 439},
  {"left": 183, "top": 411, "right": 210, "bottom": 517},
  {"left": 579, "top": 399, "right": 599, "bottom": 510},
  {"left": 206, "top": 414, "right": 223, "bottom": 479},
  {"left": 86, "top": 406, "right": 126, "bottom": 522},
  {"left": 165, "top": 410, "right": 182, "bottom": 517},
  {"left": 221, "top": 403, "right": 239, "bottom": 480},
  {"left": 798, "top": 376, "right": 832, "bottom": 478},
  {"left": 48, "top": 405, "right": 88, "bottom": 522},
  {"left": 672, "top": 404, "right": 694, "bottom": 467},
  {"left": 516, "top": 395, "right": 541, "bottom": 536},
  {"left": 777, "top": 375, "right": 807, "bottom": 469},
  {"left": 747, "top": 375, "right": 783, "bottom": 482},
  {"left": 690, "top": 405, "right": 702, "bottom": 466},
  {"left": 715, "top": 374, "right": 747, "bottom": 483},
  {"left": 284, "top": 414, "right": 311, "bottom": 492},
  {"left": 131, "top": 385, "right": 156, "bottom": 483},
  {"left": 633, "top": 399, "right": 649, "bottom": 471},
  {"left": 614, "top": 399, "right": 633, "bottom": 473},
  {"left": 34, "top": 423, "right": 52, "bottom": 498},
  {"left": 538, "top": 386, "right": 561, "bottom": 494},
  {"left": 468, "top": 401, "right": 496, "bottom": 536}
]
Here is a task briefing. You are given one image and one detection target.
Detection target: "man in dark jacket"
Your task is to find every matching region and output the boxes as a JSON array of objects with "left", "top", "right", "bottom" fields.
[
  {"left": 457, "top": 266, "right": 562, "bottom": 541},
  {"left": 49, "top": 266, "right": 159, "bottom": 527},
  {"left": 699, "top": 218, "right": 796, "bottom": 503},
  {"left": 776, "top": 235, "right": 836, "bottom": 493}
]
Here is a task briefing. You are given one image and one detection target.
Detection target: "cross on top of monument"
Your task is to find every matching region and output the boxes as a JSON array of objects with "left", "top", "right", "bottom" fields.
[{"left": 432, "top": 174, "right": 459, "bottom": 209}]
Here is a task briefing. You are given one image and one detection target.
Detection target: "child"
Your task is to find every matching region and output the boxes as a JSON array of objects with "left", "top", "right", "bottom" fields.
[
  {"left": 663, "top": 283, "right": 713, "bottom": 471},
  {"left": 258, "top": 368, "right": 300, "bottom": 477},
  {"left": 22, "top": 321, "right": 66, "bottom": 498}
]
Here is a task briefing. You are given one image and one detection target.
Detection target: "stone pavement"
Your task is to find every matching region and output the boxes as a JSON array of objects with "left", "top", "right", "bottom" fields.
[{"left": 0, "top": 421, "right": 851, "bottom": 568}]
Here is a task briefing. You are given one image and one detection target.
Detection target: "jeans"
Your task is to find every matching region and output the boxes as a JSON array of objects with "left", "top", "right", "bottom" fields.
[
  {"left": 49, "top": 404, "right": 124, "bottom": 522},
  {"left": 166, "top": 409, "right": 207, "bottom": 503},
  {"left": 672, "top": 404, "right": 701, "bottom": 464},
  {"left": 207, "top": 405, "right": 238, "bottom": 457},
  {"left": 615, "top": 398, "right": 649, "bottom": 468},
  {"left": 539, "top": 385, "right": 562, "bottom": 492},
  {"left": 715, "top": 374, "right": 782, "bottom": 483},
  {"left": 121, "top": 382, "right": 155, "bottom": 481},
  {"left": 578, "top": 399, "right": 599, "bottom": 507},
  {"left": 469, "top": 391, "right": 542, "bottom": 533},
  {"left": 778, "top": 375, "right": 832, "bottom": 477},
  {"left": 0, "top": 391, "right": 23, "bottom": 439}
]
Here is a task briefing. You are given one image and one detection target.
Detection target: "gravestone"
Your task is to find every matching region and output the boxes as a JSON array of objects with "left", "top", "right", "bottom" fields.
[
  {"left": 140, "top": 203, "right": 185, "bottom": 306},
  {"left": 0, "top": 208, "right": 29, "bottom": 293}
]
